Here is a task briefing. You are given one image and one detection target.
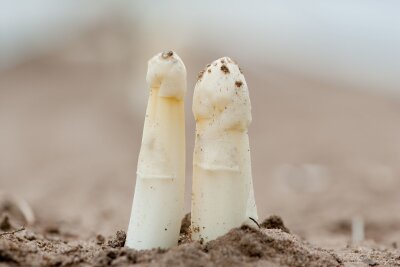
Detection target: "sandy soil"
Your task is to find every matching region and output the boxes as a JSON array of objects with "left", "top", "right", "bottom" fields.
[
  {"left": 2, "top": 214, "right": 398, "bottom": 267},
  {"left": 1, "top": 30, "right": 400, "bottom": 265}
]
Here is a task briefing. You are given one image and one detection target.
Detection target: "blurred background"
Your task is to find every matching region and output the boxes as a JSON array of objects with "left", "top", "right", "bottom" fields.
[{"left": 1, "top": 0, "right": 400, "bottom": 248}]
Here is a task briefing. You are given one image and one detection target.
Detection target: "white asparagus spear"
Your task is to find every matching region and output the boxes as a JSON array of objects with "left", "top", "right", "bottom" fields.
[
  {"left": 126, "top": 51, "right": 186, "bottom": 249},
  {"left": 191, "top": 57, "right": 258, "bottom": 242}
]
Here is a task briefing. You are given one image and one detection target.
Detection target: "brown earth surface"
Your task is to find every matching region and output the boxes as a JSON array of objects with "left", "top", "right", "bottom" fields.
[{"left": 2, "top": 214, "right": 399, "bottom": 267}]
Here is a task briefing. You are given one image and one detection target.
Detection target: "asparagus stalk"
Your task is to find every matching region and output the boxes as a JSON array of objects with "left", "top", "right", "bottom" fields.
[
  {"left": 126, "top": 51, "right": 186, "bottom": 249},
  {"left": 191, "top": 57, "right": 258, "bottom": 242}
]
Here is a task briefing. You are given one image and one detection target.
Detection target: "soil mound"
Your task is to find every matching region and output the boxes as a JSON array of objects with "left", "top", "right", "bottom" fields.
[{"left": 0, "top": 215, "right": 341, "bottom": 267}]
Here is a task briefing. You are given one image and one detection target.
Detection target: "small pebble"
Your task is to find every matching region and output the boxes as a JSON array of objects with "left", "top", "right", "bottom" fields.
[{"left": 96, "top": 234, "right": 105, "bottom": 245}]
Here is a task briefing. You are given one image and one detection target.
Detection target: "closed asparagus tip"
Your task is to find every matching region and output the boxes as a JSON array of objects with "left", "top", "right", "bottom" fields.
[
  {"left": 146, "top": 50, "right": 187, "bottom": 100},
  {"left": 193, "top": 57, "right": 251, "bottom": 131}
]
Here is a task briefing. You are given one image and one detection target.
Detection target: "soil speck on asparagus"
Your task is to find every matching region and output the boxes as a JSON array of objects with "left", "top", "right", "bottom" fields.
[
  {"left": 161, "top": 51, "right": 174, "bottom": 59},
  {"left": 235, "top": 80, "right": 243, "bottom": 88},
  {"left": 220, "top": 65, "right": 230, "bottom": 74},
  {"left": 198, "top": 69, "right": 205, "bottom": 80},
  {"left": 179, "top": 213, "right": 192, "bottom": 244}
]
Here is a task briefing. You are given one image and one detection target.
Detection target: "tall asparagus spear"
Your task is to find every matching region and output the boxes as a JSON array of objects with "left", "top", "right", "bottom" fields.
[
  {"left": 126, "top": 51, "right": 186, "bottom": 249},
  {"left": 191, "top": 57, "right": 258, "bottom": 242}
]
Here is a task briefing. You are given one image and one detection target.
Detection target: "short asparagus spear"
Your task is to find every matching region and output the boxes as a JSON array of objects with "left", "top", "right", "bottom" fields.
[
  {"left": 126, "top": 51, "right": 186, "bottom": 249},
  {"left": 191, "top": 57, "right": 258, "bottom": 242}
]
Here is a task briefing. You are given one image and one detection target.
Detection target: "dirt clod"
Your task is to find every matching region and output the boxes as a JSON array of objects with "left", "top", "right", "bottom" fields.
[
  {"left": 261, "top": 215, "right": 290, "bottom": 233},
  {"left": 24, "top": 231, "right": 36, "bottom": 241},
  {"left": 204, "top": 225, "right": 340, "bottom": 267},
  {"left": 96, "top": 234, "right": 105, "bottom": 245},
  {"left": 107, "top": 230, "right": 126, "bottom": 248},
  {"left": 0, "top": 215, "right": 12, "bottom": 231}
]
